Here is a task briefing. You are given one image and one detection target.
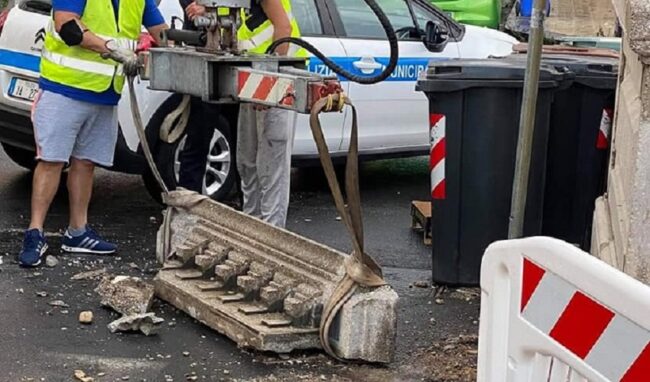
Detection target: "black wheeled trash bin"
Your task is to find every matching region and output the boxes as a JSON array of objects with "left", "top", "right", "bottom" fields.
[
  {"left": 416, "top": 59, "right": 568, "bottom": 286},
  {"left": 539, "top": 55, "right": 618, "bottom": 249}
]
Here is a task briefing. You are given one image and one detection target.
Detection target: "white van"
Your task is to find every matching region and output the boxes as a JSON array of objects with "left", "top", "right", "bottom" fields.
[{"left": 0, "top": 0, "right": 517, "bottom": 200}]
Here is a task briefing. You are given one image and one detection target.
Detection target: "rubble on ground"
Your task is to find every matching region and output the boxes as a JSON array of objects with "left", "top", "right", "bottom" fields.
[
  {"left": 45, "top": 256, "right": 59, "bottom": 268},
  {"left": 48, "top": 300, "right": 69, "bottom": 308},
  {"left": 79, "top": 311, "right": 93, "bottom": 324},
  {"left": 74, "top": 369, "right": 94, "bottom": 382},
  {"left": 71, "top": 268, "right": 108, "bottom": 281},
  {"left": 107, "top": 312, "right": 164, "bottom": 336},
  {"left": 95, "top": 275, "right": 163, "bottom": 335},
  {"left": 95, "top": 275, "right": 154, "bottom": 315}
]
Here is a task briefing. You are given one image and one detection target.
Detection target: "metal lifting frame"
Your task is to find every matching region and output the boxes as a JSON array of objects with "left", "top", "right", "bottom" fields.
[{"left": 144, "top": 0, "right": 344, "bottom": 115}]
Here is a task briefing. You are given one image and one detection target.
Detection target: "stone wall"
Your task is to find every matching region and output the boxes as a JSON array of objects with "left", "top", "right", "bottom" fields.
[{"left": 592, "top": 0, "right": 650, "bottom": 284}]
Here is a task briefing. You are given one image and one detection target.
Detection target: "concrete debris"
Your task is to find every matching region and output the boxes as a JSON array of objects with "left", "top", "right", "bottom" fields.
[
  {"left": 45, "top": 256, "right": 59, "bottom": 268},
  {"left": 412, "top": 281, "right": 430, "bottom": 289},
  {"left": 48, "top": 300, "right": 69, "bottom": 308},
  {"left": 71, "top": 268, "right": 108, "bottom": 281},
  {"left": 74, "top": 369, "right": 93, "bottom": 382},
  {"left": 96, "top": 276, "right": 154, "bottom": 316},
  {"left": 107, "top": 312, "right": 164, "bottom": 336},
  {"left": 79, "top": 311, "right": 94, "bottom": 324},
  {"left": 329, "top": 286, "right": 399, "bottom": 363}
]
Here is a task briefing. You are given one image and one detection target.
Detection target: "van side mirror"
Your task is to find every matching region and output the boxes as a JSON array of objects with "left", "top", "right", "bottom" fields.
[{"left": 423, "top": 21, "right": 449, "bottom": 53}]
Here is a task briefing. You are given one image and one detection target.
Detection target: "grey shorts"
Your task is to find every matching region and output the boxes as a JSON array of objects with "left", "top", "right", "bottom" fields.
[{"left": 32, "top": 90, "right": 119, "bottom": 167}]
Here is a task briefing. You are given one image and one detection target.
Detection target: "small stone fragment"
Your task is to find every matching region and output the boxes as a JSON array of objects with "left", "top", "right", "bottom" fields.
[
  {"left": 182, "top": 351, "right": 190, "bottom": 357},
  {"left": 71, "top": 268, "right": 108, "bottom": 281},
  {"left": 74, "top": 370, "right": 93, "bottom": 382},
  {"left": 435, "top": 298, "right": 445, "bottom": 305},
  {"left": 49, "top": 300, "right": 69, "bottom": 308},
  {"left": 413, "top": 280, "right": 430, "bottom": 289},
  {"left": 45, "top": 256, "right": 59, "bottom": 268},
  {"left": 35, "top": 291, "right": 48, "bottom": 297},
  {"left": 79, "top": 311, "right": 94, "bottom": 324}
]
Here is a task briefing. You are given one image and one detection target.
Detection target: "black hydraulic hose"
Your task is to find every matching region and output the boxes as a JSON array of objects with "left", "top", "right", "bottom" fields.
[{"left": 265, "top": 0, "right": 399, "bottom": 85}]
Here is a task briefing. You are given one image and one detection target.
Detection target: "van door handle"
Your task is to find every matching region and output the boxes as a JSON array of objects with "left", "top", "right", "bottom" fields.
[{"left": 353, "top": 57, "right": 383, "bottom": 74}]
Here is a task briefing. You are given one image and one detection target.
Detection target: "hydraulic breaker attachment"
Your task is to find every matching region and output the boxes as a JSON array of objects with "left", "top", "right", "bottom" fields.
[{"left": 154, "top": 191, "right": 398, "bottom": 363}]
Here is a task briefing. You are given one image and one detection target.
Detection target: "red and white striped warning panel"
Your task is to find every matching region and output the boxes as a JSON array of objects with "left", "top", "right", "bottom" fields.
[
  {"left": 521, "top": 258, "right": 650, "bottom": 381},
  {"left": 237, "top": 70, "right": 295, "bottom": 107},
  {"left": 429, "top": 114, "right": 446, "bottom": 200},
  {"left": 597, "top": 108, "right": 613, "bottom": 150},
  {"left": 478, "top": 237, "right": 650, "bottom": 382}
]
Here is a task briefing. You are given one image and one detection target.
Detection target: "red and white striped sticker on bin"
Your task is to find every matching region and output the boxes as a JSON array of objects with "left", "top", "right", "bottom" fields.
[
  {"left": 521, "top": 258, "right": 650, "bottom": 381},
  {"left": 430, "top": 114, "right": 446, "bottom": 200},
  {"left": 597, "top": 108, "right": 613, "bottom": 150}
]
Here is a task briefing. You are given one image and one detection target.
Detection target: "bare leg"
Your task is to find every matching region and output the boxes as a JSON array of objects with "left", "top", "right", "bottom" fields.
[
  {"left": 67, "top": 158, "right": 95, "bottom": 230},
  {"left": 29, "top": 161, "right": 65, "bottom": 231}
]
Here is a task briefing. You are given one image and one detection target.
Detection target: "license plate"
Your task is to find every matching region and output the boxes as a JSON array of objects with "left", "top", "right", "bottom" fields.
[{"left": 9, "top": 77, "right": 39, "bottom": 102}]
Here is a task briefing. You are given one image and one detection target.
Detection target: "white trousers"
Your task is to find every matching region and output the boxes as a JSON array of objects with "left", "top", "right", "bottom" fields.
[{"left": 236, "top": 104, "right": 296, "bottom": 228}]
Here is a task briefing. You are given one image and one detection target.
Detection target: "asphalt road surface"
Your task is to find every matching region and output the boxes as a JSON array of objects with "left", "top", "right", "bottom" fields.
[{"left": 0, "top": 149, "right": 480, "bottom": 382}]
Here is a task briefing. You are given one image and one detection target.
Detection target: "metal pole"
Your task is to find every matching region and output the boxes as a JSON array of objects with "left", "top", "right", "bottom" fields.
[{"left": 508, "top": 0, "right": 548, "bottom": 239}]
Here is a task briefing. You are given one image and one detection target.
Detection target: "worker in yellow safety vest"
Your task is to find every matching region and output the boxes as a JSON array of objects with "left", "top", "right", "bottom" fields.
[
  {"left": 18, "top": 0, "right": 168, "bottom": 267},
  {"left": 183, "top": 0, "right": 305, "bottom": 228}
]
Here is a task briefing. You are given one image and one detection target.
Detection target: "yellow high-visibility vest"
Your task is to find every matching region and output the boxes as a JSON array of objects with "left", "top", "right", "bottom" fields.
[
  {"left": 236, "top": 0, "right": 307, "bottom": 57},
  {"left": 40, "top": 0, "right": 145, "bottom": 94}
]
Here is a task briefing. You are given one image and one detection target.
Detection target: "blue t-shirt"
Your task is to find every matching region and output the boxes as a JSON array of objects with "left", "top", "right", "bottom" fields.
[{"left": 40, "top": 0, "right": 165, "bottom": 105}]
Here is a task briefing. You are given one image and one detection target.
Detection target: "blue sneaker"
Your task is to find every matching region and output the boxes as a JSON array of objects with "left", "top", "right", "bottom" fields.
[
  {"left": 61, "top": 226, "right": 117, "bottom": 255},
  {"left": 19, "top": 229, "right": 48, "bottom": 268}
]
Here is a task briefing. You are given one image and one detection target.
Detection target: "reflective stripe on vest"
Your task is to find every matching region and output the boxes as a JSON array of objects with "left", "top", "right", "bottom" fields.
[
  {"left": 40, "top": 0, "right": 144, "bottom": 95},
  {"left": 42, "top": 49, "right": 121, "bottom": 77},
  {"left": 237, "top": 0, "right": 306, "bottom": 57},
  {"left": 45, "top": 22, "right": 138, "bottom": 51}
]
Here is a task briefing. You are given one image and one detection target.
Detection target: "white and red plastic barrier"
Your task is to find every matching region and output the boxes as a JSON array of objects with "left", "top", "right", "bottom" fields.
[{"left": 478, "top": 237, "right": 650, "bottom": 381}]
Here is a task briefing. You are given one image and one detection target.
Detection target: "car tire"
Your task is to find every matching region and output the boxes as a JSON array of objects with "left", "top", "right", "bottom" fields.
[
  {"left": 1, "top": 142, "right": 36, "bottom": 171},
  {"left": 142, "top": 95, "right": 237, "bottom": 204}
]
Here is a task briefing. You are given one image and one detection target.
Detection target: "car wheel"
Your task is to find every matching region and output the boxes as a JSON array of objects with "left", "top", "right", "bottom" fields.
[
  {"left": 142, "top": 97, "right": 237, "bottom": 204},
  {"left": 1, "top": 142, "right": 36, "bottom": 171}
]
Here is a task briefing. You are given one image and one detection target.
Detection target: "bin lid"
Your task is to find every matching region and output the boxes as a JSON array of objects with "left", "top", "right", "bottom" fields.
[
  {"left": 505, "top": 53, "right": 618, "bottom": 89},
  {"left": 416, "top": 59, "right": 569, "bottom": 93}
]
